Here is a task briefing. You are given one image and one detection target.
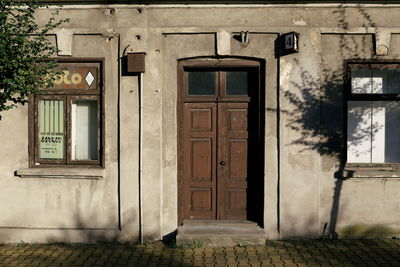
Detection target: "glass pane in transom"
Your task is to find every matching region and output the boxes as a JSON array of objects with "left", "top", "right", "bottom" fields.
[
  {"left": 351, "top": 68, "right": 400, "bottom": 94},
  {"left": 39, "top": 100, "right": 65, "bottom": 160},
  {"left": 188, "top": 71, "right": 216, "bottom": 95},
  {"left": 226, "top": 71, "right": 248, "bottom": 95}
]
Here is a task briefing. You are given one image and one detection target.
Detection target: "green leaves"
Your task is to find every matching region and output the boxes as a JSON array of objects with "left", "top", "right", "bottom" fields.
[{"left": 0, "top": 0, "right": 69, "bottom": 116}]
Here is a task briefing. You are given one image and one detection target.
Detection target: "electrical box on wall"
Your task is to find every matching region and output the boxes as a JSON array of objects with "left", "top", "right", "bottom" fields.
[{"left": 122, "top": 52, "right": 146, "bottom": 75}]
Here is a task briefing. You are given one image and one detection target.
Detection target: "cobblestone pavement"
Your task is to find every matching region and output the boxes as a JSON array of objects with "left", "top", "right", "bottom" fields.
[{"left": 0, "top": 239, "right": 400, "bottom": 267}]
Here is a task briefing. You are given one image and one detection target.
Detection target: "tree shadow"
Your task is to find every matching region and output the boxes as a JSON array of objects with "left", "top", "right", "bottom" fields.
[{"left": 279, "top": 5, "right": 389, "bottom": 238}]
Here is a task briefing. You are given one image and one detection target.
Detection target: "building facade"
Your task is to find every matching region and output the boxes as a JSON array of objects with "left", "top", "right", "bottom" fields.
[{"left": 1, "top": 1, "right": 400, "bottom": 242}]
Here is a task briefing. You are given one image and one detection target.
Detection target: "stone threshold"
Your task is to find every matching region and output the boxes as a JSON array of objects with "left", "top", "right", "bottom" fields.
[{"left": 176, "top": 219, "right": 266, "bottom": 247}]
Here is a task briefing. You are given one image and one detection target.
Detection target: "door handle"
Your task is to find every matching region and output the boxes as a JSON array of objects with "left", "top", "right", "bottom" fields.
[{"left": 219, "top": 160, "right": 227, "bottom": 166}]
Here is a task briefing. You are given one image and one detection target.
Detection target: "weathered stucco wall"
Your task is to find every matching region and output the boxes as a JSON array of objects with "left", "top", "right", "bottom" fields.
[
  {"left": 0, "top": 34, "right": 121, "bottom": 242},
  {"left": 319, "top": 33, "right": 400, "bottom": 239},
  {"left": 1, "top": 4, "right": 400, "bottom": 242}
]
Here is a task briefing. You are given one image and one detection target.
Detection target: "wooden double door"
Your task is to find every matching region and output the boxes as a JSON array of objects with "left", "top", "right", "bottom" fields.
[{"left": 178, "top": 62, "right": 263, "bottom": 224}]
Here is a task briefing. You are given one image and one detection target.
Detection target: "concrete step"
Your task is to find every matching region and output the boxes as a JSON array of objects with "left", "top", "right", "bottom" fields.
[
  {"left": 183, "top": 219, "right": 258, "bottom": 226},
  {"left": 176, "top": 220, "right": 266, "bottom": 247}
]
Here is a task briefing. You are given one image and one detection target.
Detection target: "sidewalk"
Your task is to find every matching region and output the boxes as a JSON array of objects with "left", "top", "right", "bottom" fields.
[{"left": 1, "top": 239, "right": 400, "bottom": 267}]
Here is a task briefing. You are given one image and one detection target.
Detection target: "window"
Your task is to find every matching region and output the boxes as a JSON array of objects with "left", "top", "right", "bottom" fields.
[
  {"left": 182, "top": 67, "right": 256, "bottom": 103},
  {"left": 347, "top": 63, "right": 400, "bottom": 164},
  {"left": 30, "top": 59, "right": 103, "bottom": 167}
]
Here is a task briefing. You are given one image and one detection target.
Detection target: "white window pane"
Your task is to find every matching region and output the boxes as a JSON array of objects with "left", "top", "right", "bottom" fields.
[
  {"left": 352, "top": 68, "right": 400, "bottom": 94},
  {"left": 71, "top": 100, "right": 99, "bottom": 160},
  {"left": 351, "top": 69, "right": 373, "bottom": 94},
  {"left": 371, "top": 104, "right": 385, "bottom": 163},
  {"left": 39, "top": 100, "right": 64, "bottom": 160},
  {"left": 381, "top": 102, "right": 400, "bottom": 162},
  {"left": 347, "top": 101, "right": 372, "bottom": 163},
  {"left": 348, "top": 101, "right": 400, "bottom": 163},
  {"left": 371, "top": 102, "right": 400, "bottom": 163},
  {"left": 372, "top": 77, "right": 383, "bottom": 94}
]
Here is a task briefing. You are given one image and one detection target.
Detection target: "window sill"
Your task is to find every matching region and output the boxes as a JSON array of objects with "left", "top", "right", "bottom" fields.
[
  {"left": 341, "top": 165, "right": 400, "bottom": 179},
  {"left": 15, "top": 168, "right": 105, "bottom": 179}
]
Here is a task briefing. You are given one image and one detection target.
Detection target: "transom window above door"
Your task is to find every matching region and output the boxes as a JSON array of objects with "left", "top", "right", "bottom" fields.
[{"left": 182, "top": 67, "right": 258, "bottom": 102}]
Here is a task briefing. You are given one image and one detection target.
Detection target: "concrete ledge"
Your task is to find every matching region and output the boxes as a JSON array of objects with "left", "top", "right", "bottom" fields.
[
  {"left": 15, "top": 168, "right": 105, "bottom": 179},
  {"left": 340, "top": 169, "right": 400, "bottom": 179},
  {"left": 338, "top": 164, "right": 400, "bottom": 179}
]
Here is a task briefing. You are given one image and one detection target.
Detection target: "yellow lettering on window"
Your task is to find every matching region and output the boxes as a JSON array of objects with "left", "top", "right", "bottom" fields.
[
  {"left": 71, "top": 73, "right": 82, "bottom": 85},
  {"left": 63, "top": 70, "right": 72, "bottom": 85},
  {"left": 53, "top": 74, "right": 63, "bottom": 85}
]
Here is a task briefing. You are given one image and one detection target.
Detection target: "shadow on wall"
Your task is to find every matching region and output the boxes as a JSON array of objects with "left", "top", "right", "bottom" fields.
[
  {"left": 0, "top": 209, "right": 171, "bottom": 244},
  {"left": 46, "top": 211, "right": 125, "bottom": 243},
  {"left": 0, "top": 211, "right": 121, "bottom": 243},
  {"left": 339, "top": 224, "right": 398, "bottom": 238},
  {"left": 279, "top": 5, "right": 389, "bottom": 238}
]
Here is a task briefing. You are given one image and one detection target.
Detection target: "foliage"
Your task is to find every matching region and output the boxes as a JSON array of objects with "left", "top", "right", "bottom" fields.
[
  {"left": 16, "top": 240, "right": 27, "bottom": 247},
  {"left": 0, "top": 0, "right": 69, "bottom": 117},
  {"left": 236, "top": 241, "right": 250, "bottom": 248}
]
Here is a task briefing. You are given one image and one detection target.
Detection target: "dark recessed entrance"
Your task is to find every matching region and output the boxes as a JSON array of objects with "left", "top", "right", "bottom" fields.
[{"left": 177, "top": 60, "right": 264, "bottom": 226}]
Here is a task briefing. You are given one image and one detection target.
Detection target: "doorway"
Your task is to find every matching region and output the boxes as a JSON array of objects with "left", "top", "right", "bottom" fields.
[{"left": 178, "top": 60, "right": 264, "bottom": 226}]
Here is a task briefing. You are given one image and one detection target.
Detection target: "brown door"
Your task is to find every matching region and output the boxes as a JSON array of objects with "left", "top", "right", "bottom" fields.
[{"left": 178, "top": 62, "right": 262, "bottom": 223}]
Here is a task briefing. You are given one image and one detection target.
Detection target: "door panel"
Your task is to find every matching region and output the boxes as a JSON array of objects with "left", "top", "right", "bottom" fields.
[
  {"left": 183, "top": 102, "right": 249, "bottom": 220},
  {"left": 183, "top": 103, "right": 217, "bottom": 219},
  {"left": 218, "top": 103, "right": 249, "bottom": 220},
  {"left": 190, "top": 139, "right": 212, "bottom": 181},
  {"left": 190, "top": 188, "right": 212, "bottom": 211},
  {"left": 228, "top": 140, "right": 248, "bottom": 181}
]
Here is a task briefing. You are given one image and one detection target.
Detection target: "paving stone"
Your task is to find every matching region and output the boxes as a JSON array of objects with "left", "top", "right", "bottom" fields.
[{"left": 0, "top": 239, "right": 400, "bottom": 266}]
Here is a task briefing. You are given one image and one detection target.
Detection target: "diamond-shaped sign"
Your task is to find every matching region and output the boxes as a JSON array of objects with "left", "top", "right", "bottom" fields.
[
  {"left": 85, "top": 72, "right": 95, "bottom": 87},
  {"left": 51, "top": 64, "right": 99, "bottom": 90}
]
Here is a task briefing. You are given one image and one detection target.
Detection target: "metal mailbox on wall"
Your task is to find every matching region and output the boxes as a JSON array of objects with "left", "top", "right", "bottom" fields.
[{"left": 127, "top": 52, "right": 146, "bottom": 73}]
